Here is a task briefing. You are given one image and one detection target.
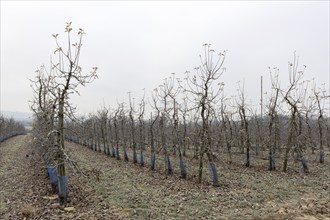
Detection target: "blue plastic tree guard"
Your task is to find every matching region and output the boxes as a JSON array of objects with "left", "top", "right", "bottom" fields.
[{"left": 58, "top": 175, "right": 68, "bottom": 204}]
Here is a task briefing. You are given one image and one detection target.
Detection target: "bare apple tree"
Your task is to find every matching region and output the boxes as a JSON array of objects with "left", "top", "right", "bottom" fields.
[
  {"left": 236, "top": 81, "right": 252, "bottom": 167},
  {"left": 313, "top": 84, "right": 328, "bottom": 163},
  {"left": 278, "top": 53, "right": 307, "bottom": 173},
  {"left": 138, "top": 90, "right": 146, "bottom": 166},
  {"left": 29, "top": 65, "right": 58, "bottom": 168},
  {"left": 266, "top": 67, "right": 281, "bottom": 171},
  {"left": 46, "top": 22, "right": 97, "bottom": 204},
  {"left": 128, "top": 92, "right": 138, "bottom": 163},
  {"left": 157, "top": 77, "right": 174, "bottom": 175},
  {"left": 185, "top": 43, "right": 226, "bottom": 186}
]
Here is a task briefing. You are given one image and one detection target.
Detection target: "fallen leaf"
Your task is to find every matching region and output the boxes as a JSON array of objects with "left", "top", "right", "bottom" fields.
[
  {"left": 42, "top": 195, "right": 58, "bottom": 200},
  {"left": 64, "top": 207, "right": 75, "bottom": 212}
]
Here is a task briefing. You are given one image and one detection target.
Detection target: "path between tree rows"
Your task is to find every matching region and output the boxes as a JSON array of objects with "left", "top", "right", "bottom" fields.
[
  {"left": 0, "top": 134, "right": 329, "bottom": 220},
  {"left": 0, "top": 134, "right": 104, "bottom": 219}
]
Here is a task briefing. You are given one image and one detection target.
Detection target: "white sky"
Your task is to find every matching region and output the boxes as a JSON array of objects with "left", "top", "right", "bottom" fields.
[{"left": 1, "top": 1, "right": 329, "bottom": 116}]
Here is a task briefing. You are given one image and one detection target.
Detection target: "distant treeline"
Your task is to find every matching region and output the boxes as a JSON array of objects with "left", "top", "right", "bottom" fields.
[{"left": 0, "top": 115, "right": 26, "bottom": 142}]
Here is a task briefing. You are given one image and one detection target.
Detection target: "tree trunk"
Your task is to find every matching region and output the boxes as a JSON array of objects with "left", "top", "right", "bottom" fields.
[
  {"left": 282, "top": 113, "right": 295, "bottom": 172},
  {"left": 57, "top": 98, "right": 68, "bottom": 205},
  {"left": 318, "top": 115, "right": 325, "bottom": 163},
  {"left": 268, "top": 116, "right": 276, "bottom": 171},
  {"left": 150, "top": 113, "right": 156, "bottom": 171},
  {"left": 198, "top": 149, "right": 204, "bottom": 184},
  {"left": 241, "top": 107, "right": 251, "bottom": 167}
]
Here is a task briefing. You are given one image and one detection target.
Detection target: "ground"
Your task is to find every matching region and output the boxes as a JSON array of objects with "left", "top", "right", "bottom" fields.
[{"left": 0, "top": 134, "right": 329, "bottom": 219}]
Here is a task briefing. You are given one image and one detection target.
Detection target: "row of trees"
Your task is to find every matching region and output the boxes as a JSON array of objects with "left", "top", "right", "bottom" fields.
[
  {"left": 29, "top": 23, "right": 328, "bottom": 192},
  {"left": 0, "top": 115, "right": 26, "bottom": 142},
  {"left": 65, "top": 46, "right": 329, "bottom": 186}
]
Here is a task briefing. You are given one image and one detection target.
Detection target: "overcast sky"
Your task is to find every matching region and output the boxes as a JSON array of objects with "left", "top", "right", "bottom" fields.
[{"left": 1, "top": 1, "right": 329, "bottom": 116}]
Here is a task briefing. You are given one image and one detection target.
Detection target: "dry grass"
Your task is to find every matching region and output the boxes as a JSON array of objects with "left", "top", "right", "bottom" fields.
[
  {"left": 66, "top": 142, "right": 330, "bottom": 220},
  {"left": 21, "top": 203, "right": 35, "bottom": 218},
  {"left": 1, "top": 135, "right": 329, "bottom": 219}
]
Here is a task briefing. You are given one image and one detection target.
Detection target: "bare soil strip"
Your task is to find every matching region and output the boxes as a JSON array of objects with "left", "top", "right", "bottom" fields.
[
  {"left": 0, "top": 135, "right": 115, "bottom": 219},
  {"left": 0, "top": 134, "right": 37, "bottom": 219},
  {"left": 1, "top": 135, "right": 329, "bottom": 219}
]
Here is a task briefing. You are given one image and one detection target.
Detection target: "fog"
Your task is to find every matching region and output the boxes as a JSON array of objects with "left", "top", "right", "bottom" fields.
[{"left": 1, "top": 1, "right": 329, "bottom": 116}]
